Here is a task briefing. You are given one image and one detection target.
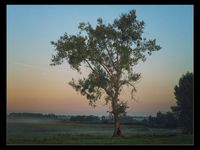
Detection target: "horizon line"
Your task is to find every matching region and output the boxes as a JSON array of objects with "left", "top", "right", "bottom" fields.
[{"left": 7, "top": 112, "right": 154, "bottom": 117}]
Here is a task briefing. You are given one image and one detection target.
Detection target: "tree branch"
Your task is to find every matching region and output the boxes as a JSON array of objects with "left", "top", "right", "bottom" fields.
[
  {"left": 104, "top": 40, "right": 118, "bottom": 72},
  {"left": 85, "top": 59, "right": 95, "bottom": 72},
  {"left": 100, "top": 62, "right": 113, "bottom": 77},
  {"left": 89, "top": 57, "right": 113, "bottom": 78},
  {"left": 119, "top": 80, "right": 135, "bottom": 88}
]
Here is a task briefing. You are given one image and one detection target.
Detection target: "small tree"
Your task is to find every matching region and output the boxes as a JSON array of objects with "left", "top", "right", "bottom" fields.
[
  {"left": 172, "top": 72, "right": 193, "bottom": 134},
  {"left": 50, "top": 9, "right": 161, "bottom": 136}
]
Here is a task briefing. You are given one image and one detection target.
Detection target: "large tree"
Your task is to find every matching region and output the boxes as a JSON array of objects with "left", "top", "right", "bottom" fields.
[
  {"left": 50, "top": 9, "right": 161, "bottom": 136},
  {"left": 171, "top": 72, "right": 193, "bottom": 134}
]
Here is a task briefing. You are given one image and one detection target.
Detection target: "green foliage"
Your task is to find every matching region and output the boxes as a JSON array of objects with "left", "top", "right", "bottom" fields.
[
  {"left": 172, "top": 72, "right": 193, "bottom": 134},
  {"left": 50, "top": 9, "right": 161, "bottom": 116},
  {"left": 145, "top": 111, "right": 178, "bottom": 128}
]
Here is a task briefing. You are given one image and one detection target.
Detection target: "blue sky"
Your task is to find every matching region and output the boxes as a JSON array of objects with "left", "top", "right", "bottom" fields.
[{"left": 7, "top": 5, "right": 193, "bottom": 116}]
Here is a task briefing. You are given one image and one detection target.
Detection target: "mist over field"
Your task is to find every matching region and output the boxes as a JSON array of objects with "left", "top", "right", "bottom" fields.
[{"left": 6, "top": 112, "right": 193, "bottom": 144}]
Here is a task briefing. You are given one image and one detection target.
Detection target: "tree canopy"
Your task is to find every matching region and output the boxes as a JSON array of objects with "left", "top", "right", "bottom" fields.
[{"left": 50, "top": 9, "right": 161, "bottom": 136}]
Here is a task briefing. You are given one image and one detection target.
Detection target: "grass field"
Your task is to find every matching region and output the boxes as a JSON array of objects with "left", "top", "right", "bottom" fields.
[{"left": 7, "top": 120, "right": 193, "bottom": 145}]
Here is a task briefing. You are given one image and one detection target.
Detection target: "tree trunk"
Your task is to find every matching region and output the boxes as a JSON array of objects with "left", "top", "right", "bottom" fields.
[
  {"left": 112, "top": 113, "right": 122, "bottom": 137},
  {"left": 111, "top": 79, "right": 122, "bottom": 137}
]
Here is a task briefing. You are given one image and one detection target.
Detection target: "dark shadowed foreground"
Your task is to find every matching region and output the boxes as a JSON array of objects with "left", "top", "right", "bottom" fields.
[{"left": 7, "top": 119, "right": 193, "bottom": 145}]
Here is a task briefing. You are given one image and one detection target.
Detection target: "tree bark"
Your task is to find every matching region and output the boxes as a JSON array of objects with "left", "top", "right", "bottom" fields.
[
  {"left": 112, "top": 75, "right": 122, "bottom": 137},
  {"left": 112, "top": 113, "right": 122, "bottom": 137}
]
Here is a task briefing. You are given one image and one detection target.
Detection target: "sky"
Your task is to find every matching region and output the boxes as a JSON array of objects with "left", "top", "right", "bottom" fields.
[{"left": 7, "top": 5, "right": 193, "bottom": 116}]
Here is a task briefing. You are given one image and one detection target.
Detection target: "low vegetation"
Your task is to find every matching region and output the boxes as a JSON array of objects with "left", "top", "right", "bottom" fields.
[{"left": 7, "top": 119, "right": 193, "bottom": 145}]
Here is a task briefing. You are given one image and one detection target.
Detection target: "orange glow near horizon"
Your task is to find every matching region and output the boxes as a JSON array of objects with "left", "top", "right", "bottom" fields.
[{"left": 7, "top": 62, "right": 177, "bottom": 116}]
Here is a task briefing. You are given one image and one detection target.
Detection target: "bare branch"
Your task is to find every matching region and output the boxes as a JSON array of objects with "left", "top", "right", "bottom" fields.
[
  {"left": 100, "top": 62, "right": 113, "bottom": 77},
  {"left": 89, "top": 57, "right": 113, "bottom": 78},
  {"left": 104, "top": 41, "right": 118, "bottom": 72},
  {"left": 85, "top": 59, "right": 95, "bottom": 72}
]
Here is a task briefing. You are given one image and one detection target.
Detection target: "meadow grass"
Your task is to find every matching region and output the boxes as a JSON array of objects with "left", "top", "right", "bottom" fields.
[{"left": 6, "top": 120, "right": 193, "bottom": 145}]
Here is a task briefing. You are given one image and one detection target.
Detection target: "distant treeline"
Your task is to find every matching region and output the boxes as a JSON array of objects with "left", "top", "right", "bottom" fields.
[
  {"left": 8, "top": 112, "right": 178, "bottom": 128},
  {"left": 7, "top": 112, "right": 68, "bottom": 121},
  {"left": 7, "top": 112, "right": 146, "bottom": 124},
  {"left": 143, "top": 111, "right": 178, "bottom": 128}
]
